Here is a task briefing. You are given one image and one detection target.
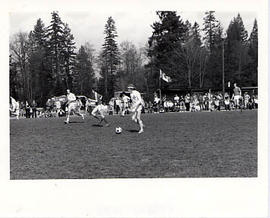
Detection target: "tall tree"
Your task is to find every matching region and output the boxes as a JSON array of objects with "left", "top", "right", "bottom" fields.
[
  {"left": 100, "top": 16, "right": 120, "bottom": 101},
  {"left": 148, "top": 11, "right": 188, "bottom": 90},
  {"left": 9, "top": 32, "right": 30, "bottom": 102},
  {"left": 244, "top": 19, "right": 258, "bottom": 86},
  {"left": 73, "top": 44, "right": 95, "bottom": 96},
  {"left": 181, "top": 21, "right": 203, "bottom": 89},
  {"left": 225, "top": 13, "right": 249, "bottom": 85},
  {"left": 62, "top": 23, "right": 77, "bottom": 89},
  {"left": 46, "top": 11, "right": 65, "bottom": 95},
  {"left": 202, "top": 11, "right": 219, "bottom": 53},
  {"left": 27, "top": 18, "right": 51, "bottom": 105}
]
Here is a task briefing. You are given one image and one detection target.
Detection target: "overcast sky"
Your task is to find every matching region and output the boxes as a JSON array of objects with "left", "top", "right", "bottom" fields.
[{"left": 9, "top": 11, "right": 257, "bottom": 52}]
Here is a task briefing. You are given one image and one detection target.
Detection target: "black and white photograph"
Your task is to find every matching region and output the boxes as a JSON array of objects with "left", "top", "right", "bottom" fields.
[{"left": 1, "top": 0, "right": 269, "bottom": 217}]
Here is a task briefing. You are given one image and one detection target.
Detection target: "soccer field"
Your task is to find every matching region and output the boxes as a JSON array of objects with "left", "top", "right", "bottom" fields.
[{"left": 10, "top": 110, "right": 257, "bottom": 179}]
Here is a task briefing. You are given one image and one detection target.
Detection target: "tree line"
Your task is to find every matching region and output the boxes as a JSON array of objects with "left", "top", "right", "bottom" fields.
[{"left": 9, "top": 11, "right": 258, "bottom": 106}]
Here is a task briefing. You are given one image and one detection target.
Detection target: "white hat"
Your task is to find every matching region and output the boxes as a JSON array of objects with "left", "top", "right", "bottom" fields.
[{"left": 127, "top": 84, "right": 135, "bottom": 89}]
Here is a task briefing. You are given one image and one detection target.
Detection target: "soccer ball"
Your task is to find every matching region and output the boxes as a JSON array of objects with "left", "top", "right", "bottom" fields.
[{"left": 115, "top": 127, "right": 122, "bottom": 134}]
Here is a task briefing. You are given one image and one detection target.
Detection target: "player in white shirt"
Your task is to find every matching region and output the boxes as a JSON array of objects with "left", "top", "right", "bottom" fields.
[
  {"left": 244, "top": 92, "right": 250, "bottom": 109},
  {"left": 120, "top": 92, "right": 130, "bottom": 116},
  {"left": 10, "top": 97, "right": 20, "bottom": 119},
  {"left": 65, "top": 89, "right": 76, "bottom": 110},
  {"left": 91, "top": 101, "right": 110, "bottom": 126},
  {"left": 127, "top": 84, "right": 144, "bottom": 134},
  {"left": 232, "top": 83, "right": 242, "bottom": 109}
]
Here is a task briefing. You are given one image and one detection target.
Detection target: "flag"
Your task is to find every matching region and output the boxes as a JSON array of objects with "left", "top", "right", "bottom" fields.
[
  {"left": 92, "top": 90, "right": 103, "bottom": 102},
  {"left": 160, "top": 69, "right": 172, "bottom": 83}
]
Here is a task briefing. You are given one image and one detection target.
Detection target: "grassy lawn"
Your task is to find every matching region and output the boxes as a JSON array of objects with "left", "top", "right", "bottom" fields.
[{"left": 10, "top": 110, "right": 257, "bottom": 179}]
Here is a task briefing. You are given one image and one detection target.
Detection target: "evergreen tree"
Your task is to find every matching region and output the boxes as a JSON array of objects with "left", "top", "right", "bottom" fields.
[
  {"left": 202, "top": 11, "right": 219, "bottom": 53},
  {"left": 100, "top": 16, "right": 120, "bottom": 101},
  {"left": 46, "top": 11, "right": 65, "bottom": 95},
  {"left": 62, "top": 23, "right": 77, "bottom": 89},
  {"left": 27, "top": 18, "right": 51, "bottom": 105},
  {"left": 225, "top": 13, "right": 249, "bottom": 85},
  {"left": 73, "top": 45, "right": 95, "bottom": 96},
  {"left": 148, "top": 11, "right": 188, "bottom": 90},
  {"left": 203, "top": 11, "right": 226, "bottom": 89},
  {"left": 245, "top": 19, "right": 258, "bottom": 86},
  {"left": 206, "top": 22, "right": 224, "bottom": 89}
]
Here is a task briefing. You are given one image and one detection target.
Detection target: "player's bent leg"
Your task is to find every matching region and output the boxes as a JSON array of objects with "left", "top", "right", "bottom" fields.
[
  {"left": 132, "top": 112, "right": 137, "bottom": 123},
  {"left": 78, "top": 111, "right": 84, "bottom": 119}
]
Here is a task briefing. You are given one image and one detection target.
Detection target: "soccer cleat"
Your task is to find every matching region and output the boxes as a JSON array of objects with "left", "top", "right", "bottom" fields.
[{"left": 138, "top": 129, "right": 144, "bottom": 134}]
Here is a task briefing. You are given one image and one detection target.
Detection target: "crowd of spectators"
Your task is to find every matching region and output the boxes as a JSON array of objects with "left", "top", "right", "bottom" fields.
[
  {"left": 143, "top": 91, "right": 258, "bottom": 113},
  {"left": 11, "top": 89, "right": 258, "bottom": 119}
]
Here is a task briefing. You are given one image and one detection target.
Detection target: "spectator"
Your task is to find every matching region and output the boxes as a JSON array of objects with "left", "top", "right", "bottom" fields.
[
  {"left": 244, "top": 92, "right": 250, "bottom": 109},
  {"left": 174, "top": 94, "right": 180, "bottom": 112},
  {"left": 203, "top": 93, "right": 209, "bottom": 111},
  {"left": 153, "top": 92, "right": 160, "bottom": 113},
  {"left": 179, "top": 95, "right": 185, "bottom": 112},
  {"left": 55, "top": 100, "right": 61, "bottom": 117},
  {"left": 224, "top": 92, "right": 231, "bottom": 111},
  {"left": 31, "top": 100, "right": 37, "bottom": 118},
  {"left": 115, "top": 97, "right": 122, "bottom": 114},
  {"left": 25, "top": 101, "right": 31, "bottom": 118},
  {"left": 208, "top": 90, "right": 214, "bottom": 111},
  {"left": 184, "top": 93, "right": 191, "bottom": 112}
]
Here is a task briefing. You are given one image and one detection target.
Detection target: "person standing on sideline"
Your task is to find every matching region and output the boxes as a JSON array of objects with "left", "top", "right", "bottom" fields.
[
  {"left": 174, "top": 94, "right": 180, "bottom": 111},
  {"left": 224, "top": 92, "right": 231, "bottom": 111},
  {"left": 232, "top": 83, "right": 242, "bottom": 110},
  {"left": 32, "top": 100, "right": 37, "bottom": 118},
  {"left": 184, "top": 93, "right": 191, "bottom": 112},
  {"left": 127, "top": 84, "right": 145, "bottom": 134},
  {"left": 244, "top": 92, "right": 250, "bottom": 109}
]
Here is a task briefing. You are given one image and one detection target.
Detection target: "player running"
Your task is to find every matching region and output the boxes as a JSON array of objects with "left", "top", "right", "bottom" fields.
[
  {"left": 120, "top": 92, "right": 130, "bottom": 116},
  {"left": 127, "top": 84, "right": 144, "bottom": 134},
  {"left": 65, "top": 89, "right": 76, "bottom": 110},
  {"left": 91, "top": 101, "right": 110, "bottom": 127}
]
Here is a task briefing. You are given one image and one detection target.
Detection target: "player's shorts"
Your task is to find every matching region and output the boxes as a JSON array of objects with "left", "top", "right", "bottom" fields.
[
  {"left": 123, "top": 102, "right": 129, "bottom": 109},
  {"left": 91, "top": 107, "right": 105, "bottom": 118},
  {"left": 131, "top": 104, "right": 143, "bottom": 113},
  {"left": 234, "top": 95, "right": 241, "bottom": 105}
]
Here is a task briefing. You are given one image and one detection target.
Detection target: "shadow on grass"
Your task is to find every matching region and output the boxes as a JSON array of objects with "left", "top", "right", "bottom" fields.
[
  {"left": 65, "top": 121, "right": 84, "bottom": 124},
  {"left": 126, "top": 129, "right": 139, "bottom": 133},
  {"left": 92, "top": 124, "right": 103, "bottom": 127}
]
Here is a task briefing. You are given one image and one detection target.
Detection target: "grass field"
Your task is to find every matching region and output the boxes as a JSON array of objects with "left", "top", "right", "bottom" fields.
[{"left": 10, "top": 110, "right": 257, "bottom": 179}]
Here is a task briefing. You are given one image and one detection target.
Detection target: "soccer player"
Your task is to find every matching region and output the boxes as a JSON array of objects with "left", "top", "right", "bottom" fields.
[
  {"left": 65, "top": 89, "right": 76, "bottom": 111},
  {"left": 127, "top": 84, "right": 144, "bottom": 134},
  {"left": 120, "top": 92, "right": 130, "bottom": 116},
  {"left": 232, "top": 83, "right": 242, "bottom": 110},
  {"left": 91, "top": 101, "right": 110, "bottom": 126}
]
